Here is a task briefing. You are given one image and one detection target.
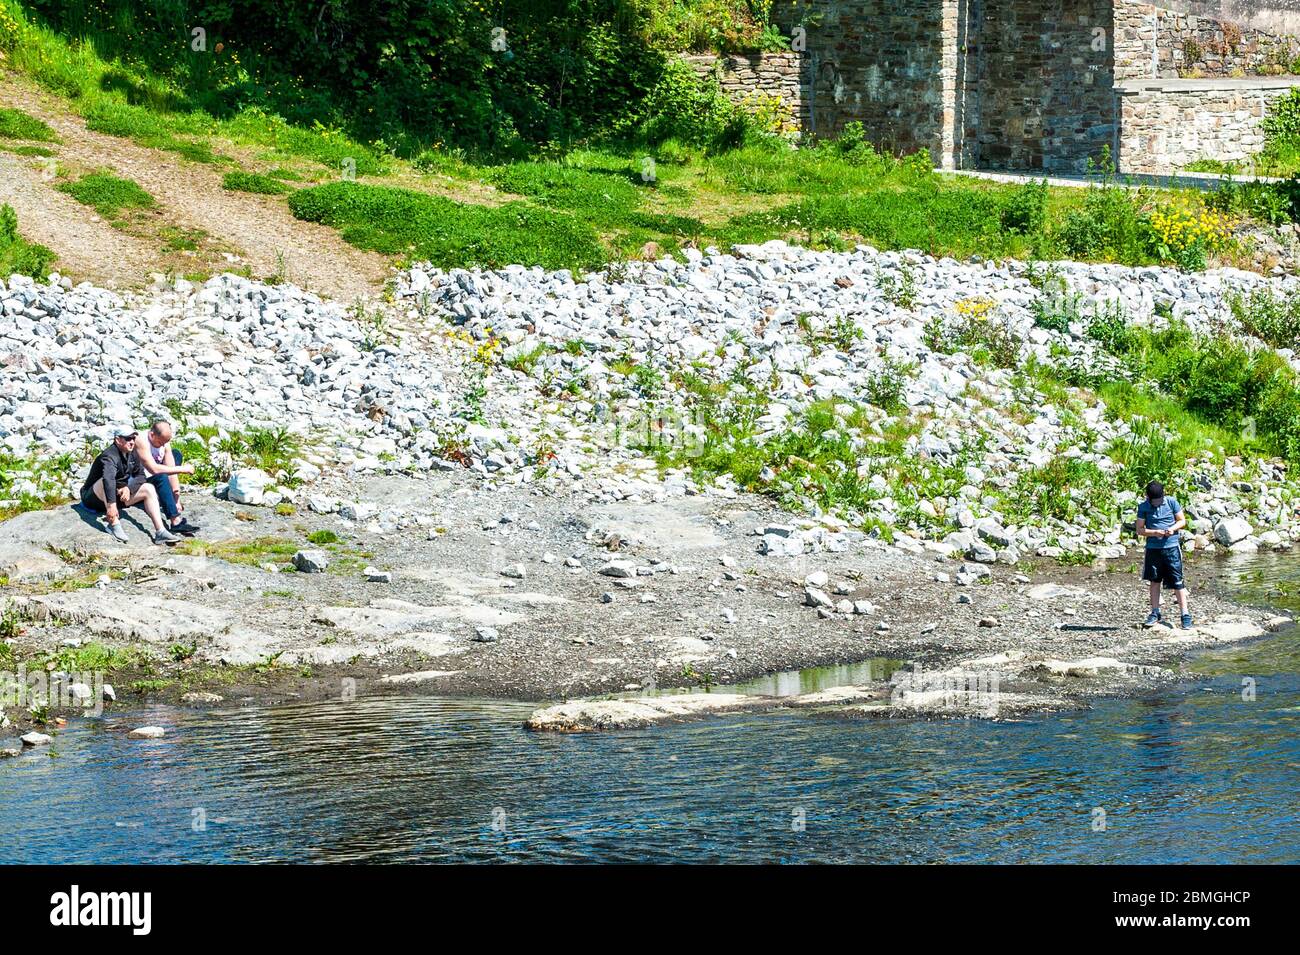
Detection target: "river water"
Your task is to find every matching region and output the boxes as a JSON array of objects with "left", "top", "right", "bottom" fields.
[{"left": 2, "top": 557, "right": 1297, "bottom": 864}]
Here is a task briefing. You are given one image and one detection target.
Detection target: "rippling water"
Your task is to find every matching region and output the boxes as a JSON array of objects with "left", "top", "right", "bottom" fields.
[{"left": 2, "top": 561, "right": 1297, "bottom": 864}]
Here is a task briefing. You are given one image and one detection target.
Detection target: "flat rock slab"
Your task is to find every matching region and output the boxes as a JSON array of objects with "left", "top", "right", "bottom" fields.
[
  {"left": 526, "top": 692, "right": 763, "bottom": 731},
  {"left": 316, "top": 597, "right": 523, "bottom": 636},
  {"left": 379, "top": 669, "right": 465, "bottom": 685},
  {"left": 16, "top": 591, "right": 242, "bottom": 644},
  {"left": 1027, "top": 656, "right": 1162, "bottom": 678},
  {"left": 849, "top": 690, "right": 1073, "bottom": 719},
  {"left": 586, "top": 500, "right": 726, "bottom": 553}
]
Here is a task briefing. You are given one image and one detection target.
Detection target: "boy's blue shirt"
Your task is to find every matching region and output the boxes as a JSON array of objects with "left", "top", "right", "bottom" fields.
[{"left": 1137, "top": 497, "right": 1183, "bottom": 549}]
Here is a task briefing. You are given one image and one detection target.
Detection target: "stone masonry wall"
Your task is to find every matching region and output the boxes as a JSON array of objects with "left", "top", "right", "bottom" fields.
[
  {"left": 973, "top": 0, "right": 1115, "bottom": 173},
  {"left": 683, "top": 52, "right": 808, "bottom": 131},
  {"left": 769, "top": 0, "right": 959, "bottom": 162},
  {"left": 1116, "top": 79, "right": 1300, "bottom": 172},
  {"left": 1114, "top": 0, "right": 1300, "bottom": 79},
  {"left": 679, "top": 2, "right": 1300, "bottom": 175}
]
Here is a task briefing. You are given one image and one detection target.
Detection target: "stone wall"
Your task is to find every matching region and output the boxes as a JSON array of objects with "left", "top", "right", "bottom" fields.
[
  {"left": 1114, "top": 0, "right": 1300, "bottom": 79},
  {"left": 771, "top": 0, "right": 958, "bottom": 161},
  {"left": 1115, "top": 78, "right": 1300, "bottom": 172},
  {"left": 678, "top": 2, "right": 1299, "bottom": 175},
  {"left": 973, "top": 0, "right": 1115, "bottom": 173},
  {"left": 683, "top": 52, "right": 808, "bottom": 131}
]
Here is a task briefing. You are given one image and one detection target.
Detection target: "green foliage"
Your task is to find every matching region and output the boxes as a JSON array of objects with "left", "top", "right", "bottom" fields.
[
  {"left": 0, "top": 106, "right": 58, "bottom": 141},
  {"left": 306, "top": 530, "right": 341, "bottom": 545},
  {"left": 633, "top": 0, "right": 790, "bottom": 53},
  {"left": 1026, "top": 262, "right": 1082, "bottom": 333},
  {"left": 999, "top": 178, "right": 1048, "bottom": 235},
  {"left": 56, "top": 172, "right": 155, "bottom": 218},
  {"left": 1002, "top": 455, "right": 1117, "bottom": 527},
  {"left": 13, "top": 0, "right": 664, "bottom": 158},
  {"left": 1262, "top": 88, "right": 1300, "bottom": 146},
  {"left": 1086, "top": 310, "right": 1300, "bottom": 464},
  {"left": 288, "top": 181, "right": 606, "bottom": 271},
  {"left": 0, "top": 203, "right": 57, "bottom": 278},
  {"left": 1229, "top": 287, "right": 1300, "bottom": 351},
  {"left": 614, "top": 57, "right": 749, "bottom": 151},
  {"left": 222, "top": 171, "right": 292, "bottom": 195}
]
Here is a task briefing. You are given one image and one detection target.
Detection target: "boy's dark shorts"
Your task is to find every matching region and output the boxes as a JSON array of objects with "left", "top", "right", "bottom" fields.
[{"left": 1142, "top": 546, "right": 1185, "bottom": 590}]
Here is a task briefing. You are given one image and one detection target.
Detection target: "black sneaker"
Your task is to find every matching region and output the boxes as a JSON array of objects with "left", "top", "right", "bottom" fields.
[{"left": 171, "top": 517, "right": 200, "bottom": 535}]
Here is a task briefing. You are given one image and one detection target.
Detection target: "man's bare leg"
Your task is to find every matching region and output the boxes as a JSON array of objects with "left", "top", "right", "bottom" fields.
[{"left": 126, "top": 484, "right": 167, "bottom": 533}]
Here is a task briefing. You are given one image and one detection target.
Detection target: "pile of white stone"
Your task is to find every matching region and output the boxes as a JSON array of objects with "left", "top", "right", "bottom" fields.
[
  {"left": 4, "top": 238, "right": 1300, "bottom": 562},
  {"left": 397, "top": 240, "right": 1300, "bottom": 560}
]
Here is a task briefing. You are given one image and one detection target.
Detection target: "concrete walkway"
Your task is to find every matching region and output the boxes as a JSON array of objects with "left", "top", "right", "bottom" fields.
[{"left": 942, "top": 166, "right": 1289, "bottom": 191}]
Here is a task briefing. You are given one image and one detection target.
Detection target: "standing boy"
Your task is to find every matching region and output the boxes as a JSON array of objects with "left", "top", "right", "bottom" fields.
[{"left": 1135, "top": 480, "right": 1192, "bottom": 629}]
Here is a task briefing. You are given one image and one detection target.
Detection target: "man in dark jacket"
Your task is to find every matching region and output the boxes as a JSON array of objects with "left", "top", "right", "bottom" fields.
[{"left": 79, "top": 426, "right": 180, "bottom": 545}]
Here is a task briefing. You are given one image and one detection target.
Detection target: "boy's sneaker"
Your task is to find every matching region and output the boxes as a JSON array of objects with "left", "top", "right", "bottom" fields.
[
  {"left": 171, "top": 517, "right": 200, "bottom": 535},
  {"left": 153, "top": 528, "right": 181, "bottom": 546},
  {"left": 1181, "top": 613, "right": 1193, "bottom": 630},
  {"left": 108, "top": 522, "right": 130, "bottom": 544},
  {"left": 1143, "top": 608, "right": 1162, "bottom": 628}
]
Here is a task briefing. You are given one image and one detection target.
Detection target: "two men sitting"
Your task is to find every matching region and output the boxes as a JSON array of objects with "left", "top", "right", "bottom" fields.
[{"left": 79, "top": 420, "right": 200, "bottom": 545}]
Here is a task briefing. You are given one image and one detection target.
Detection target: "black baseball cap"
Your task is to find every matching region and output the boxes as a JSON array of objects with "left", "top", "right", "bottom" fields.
[{"left": 1145, "top": 481, "right": 1165, "bottom": 502}]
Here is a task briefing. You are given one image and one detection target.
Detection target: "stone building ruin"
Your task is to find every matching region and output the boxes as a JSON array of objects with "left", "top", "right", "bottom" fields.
[{"left": 688, "top": 0, "right": 1300, "bottom": 174}]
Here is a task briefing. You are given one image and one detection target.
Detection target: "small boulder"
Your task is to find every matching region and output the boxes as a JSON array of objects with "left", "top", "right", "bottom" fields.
[
  {"left": 293, "top": 549, "right": 330, "bottom": 573},
  {"left": 228, "top": 468, "right": 272, "bottom": 506},
  {"left": 20, "top": 732, "right": 53, "bottom": 747},
  {"left": 1213, "top": 517, "right": 1253, "bottom": 547},
  {"left": 128, "top": 726, "right": 166, "bottom": 739}
]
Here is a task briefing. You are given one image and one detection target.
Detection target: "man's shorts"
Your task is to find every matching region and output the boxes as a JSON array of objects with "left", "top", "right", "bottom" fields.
[
  {"left": 1142, "top": 546, "right": 1185, "bottom": 590},
  {"left": 80, "top": 488, "right": 107, "bottom": 514}
]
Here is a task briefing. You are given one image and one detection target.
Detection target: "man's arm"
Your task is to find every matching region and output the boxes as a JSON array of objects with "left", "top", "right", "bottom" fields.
[
  {"left": 1169, "top": 506, "right": 1187, "bottom": 534},
  {"left": 134, "top": 446, "right": 191, "bottom": 477},
  {"left": 101, "top": 455, "right": 120, "bottom": 522}
]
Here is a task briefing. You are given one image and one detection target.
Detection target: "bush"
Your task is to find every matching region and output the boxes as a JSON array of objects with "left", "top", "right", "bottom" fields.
[
  {"left": 614, "top": 58, "right": 749, "bottom": 151},
  {"left": 1000, "top": 178, "right": 1048, "bottom": 235},
  {"left": 1229, "top": 288, "right": 1300, "bottom": 351},
  {"left": 1262, "top": 89, "right": 1300, "bottom": 145}
]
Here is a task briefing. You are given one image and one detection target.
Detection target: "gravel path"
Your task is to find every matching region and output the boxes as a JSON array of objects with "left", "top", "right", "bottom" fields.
[{"left": 0, "top": 77, "right": 390, "bottom": 299}]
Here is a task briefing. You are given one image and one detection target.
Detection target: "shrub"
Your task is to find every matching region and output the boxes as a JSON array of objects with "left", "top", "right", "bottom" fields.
[
  {"left": 1229, "top": 288, "right": 1300, "bottom": 351},
  {"left": 1000, "top": 178, "right": 1048, "bottom": 235},
  {"left": 615, "top": 58, "right": 749, "bottom": 151},
  {"left": 1262, "top": 89, "right": 1300, "bottom": 145}
]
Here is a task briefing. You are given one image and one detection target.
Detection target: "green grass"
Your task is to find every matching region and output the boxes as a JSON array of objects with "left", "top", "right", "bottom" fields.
[
  {"left": 56, "top": 172, "right": 155, "bottom": 218},
  {"left": 0, "top": 106, "right": 58, "bottom": 142},
  {"left": 222, "top": 171, "right": 292, "bottom": 195},
  {"left": 288, "top": 181, "right": 607, "bottom": 272},
  {"left": 0, "top": 203, "right": 56, "bottom": 280}
]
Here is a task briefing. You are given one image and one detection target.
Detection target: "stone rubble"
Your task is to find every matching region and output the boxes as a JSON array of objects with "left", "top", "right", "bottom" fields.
[{"left": 4, "top": 240, "right": 1299, "bottom": 570}]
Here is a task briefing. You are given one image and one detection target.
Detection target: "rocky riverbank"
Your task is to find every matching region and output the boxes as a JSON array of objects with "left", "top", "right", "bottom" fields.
[{"left": 3, "top": 242, "right": 1300, "bottom": 744}]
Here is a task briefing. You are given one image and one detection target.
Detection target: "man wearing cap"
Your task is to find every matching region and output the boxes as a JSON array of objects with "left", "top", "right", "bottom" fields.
[
  {"left": 1135, "top": 480, "right": 1191, "bottom": 629},
  {"left": 78, "top": 427, "right": 181, "bottom": 546}
]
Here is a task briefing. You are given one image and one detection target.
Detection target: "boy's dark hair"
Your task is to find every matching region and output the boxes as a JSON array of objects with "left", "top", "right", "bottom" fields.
[{"left": 1145, "top": 480, "right": 1165, "bottom": 501}]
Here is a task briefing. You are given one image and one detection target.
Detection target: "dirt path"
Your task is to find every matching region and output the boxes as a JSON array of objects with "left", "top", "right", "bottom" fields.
[{"left": 0, "top": 76, "right": 390, "bottom": 299}]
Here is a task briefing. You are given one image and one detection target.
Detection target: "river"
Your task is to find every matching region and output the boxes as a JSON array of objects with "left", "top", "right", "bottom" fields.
[{"left": 2, "top": 556, "right": 1297, "bottom": 864}]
